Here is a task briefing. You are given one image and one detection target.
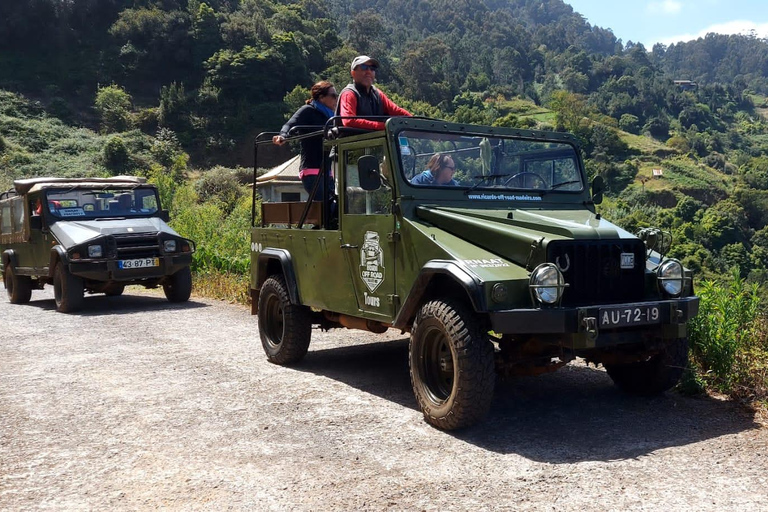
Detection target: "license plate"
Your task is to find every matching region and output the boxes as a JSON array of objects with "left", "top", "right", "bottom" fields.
[
  {"left": 118, "top": 258, "right": 159, "bottom": 269},
  {"left": 599, "top": 305, "right": 661, "bottom": 328}
]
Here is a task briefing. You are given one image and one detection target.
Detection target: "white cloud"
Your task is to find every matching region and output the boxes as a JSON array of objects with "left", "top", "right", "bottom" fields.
[
  {"left": 654, "top": 20, "right": 768, "bottom": 46},
  {"left": 647, "top": 0, "right": 683, "bottom": 15}
]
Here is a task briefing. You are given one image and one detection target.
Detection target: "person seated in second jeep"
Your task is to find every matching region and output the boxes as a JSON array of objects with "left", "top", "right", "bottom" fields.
[{"left": 410, "top": 153, "right": 459, "bottom": 186}]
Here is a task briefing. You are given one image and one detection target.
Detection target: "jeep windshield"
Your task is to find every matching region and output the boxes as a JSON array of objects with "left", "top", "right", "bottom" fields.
[
  {"left": 397, "top": 129, "right": 584, "bottom": 194},
  {"left": 44, "top": 186, "right": 160, "bottom": 219}
]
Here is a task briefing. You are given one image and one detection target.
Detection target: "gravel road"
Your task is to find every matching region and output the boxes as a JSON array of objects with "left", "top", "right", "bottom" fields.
[{"left": 1, "top": 287, "right": 767, "bottom": 511}]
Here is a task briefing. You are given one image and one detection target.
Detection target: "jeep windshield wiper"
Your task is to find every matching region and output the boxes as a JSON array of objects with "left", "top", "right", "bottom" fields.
[
  {"left": 465, "top": 173, "right": 512, "bottom": 193},
  {"left": 551, "top": 179, "right": 582, "bottom": 190}
]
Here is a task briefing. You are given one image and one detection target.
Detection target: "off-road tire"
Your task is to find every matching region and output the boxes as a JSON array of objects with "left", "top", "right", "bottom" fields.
[
  {"left": 409, "top": 299, "right": 495, "bottom": 430},
  {"left": 4, "top": 265, "right": 32, "bottom": 304},
  {"left": 604, "top": 337, "right": 689, "bottom": 395},
  {"left": 163, "top": 267, "right": 192, "bottom": 302},
  {"left": 53, "top": 262, "right": 84, "bottom": 313},
  {"left": 257, "top": 275, "right": 311, "bottom": 365},
  {"left": 104, "top": 284, "right": 125, "bottom": 297}
]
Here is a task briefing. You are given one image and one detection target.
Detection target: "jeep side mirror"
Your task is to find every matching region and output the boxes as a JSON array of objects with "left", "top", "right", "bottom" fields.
[
  {"left": 591, "top": 175, "right": 605, "bottom": 205},
  {"left": 159, "top": 209, "right": 170, "bottom": 222},
  {"left": 357, "top": 155, "right": 382, "bottom": 191}
]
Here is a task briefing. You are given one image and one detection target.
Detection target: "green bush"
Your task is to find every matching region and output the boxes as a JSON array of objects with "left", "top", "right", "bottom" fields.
[
  {"left": 688, "top": 269, "right": 767, "bottom": 401},
  {"left": 194, "top": 166, "right": 245, "bottom": 213},
  {"left": 167, "top": 184, "right": 252, "bottom": 275},
  {"left": 103, "top": 135, "right": 130, "bottom": 170},
  {"left": 95, "top": 84, "right": 133, "bottom": 134}
]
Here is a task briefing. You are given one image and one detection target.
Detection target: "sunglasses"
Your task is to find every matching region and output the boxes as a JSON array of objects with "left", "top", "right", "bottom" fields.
[
  {"left": 325, "top": 92, "right": 338, "bottom": 99},
  {"left": 442, "top": 165, "right": 455, "bottom": 171},
  {"left": 357, "top": 64, "right": 378, "bottom": 71}
]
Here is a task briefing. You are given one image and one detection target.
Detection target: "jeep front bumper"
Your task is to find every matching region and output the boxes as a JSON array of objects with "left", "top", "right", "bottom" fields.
[
  {"left": 68, "top": 253, "right": 193, "bottom": 282},
  {"left": 488, "top": 296, "right": 700, "bottom": 349}
]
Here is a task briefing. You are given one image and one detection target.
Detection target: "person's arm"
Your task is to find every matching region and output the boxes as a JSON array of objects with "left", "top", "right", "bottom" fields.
[
  {"left": 379, "top": 91, "right": 412, "bottom": 117},
  {"left": 275, "top": 105, "right": 307, "bottom": 144},
  {"left": 340, "top": 90, "right": 385, "bottom": 130}
]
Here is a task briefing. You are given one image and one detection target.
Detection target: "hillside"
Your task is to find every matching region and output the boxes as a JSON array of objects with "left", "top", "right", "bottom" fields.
[{"left": 1, "top": 0, "right": 768, "bottom": 284}]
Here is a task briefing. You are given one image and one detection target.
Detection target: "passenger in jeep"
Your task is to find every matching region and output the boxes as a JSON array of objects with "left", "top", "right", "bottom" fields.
[
  {"left": 411, "top": 153, "right": 459, "bottom": 186},
  {"left": 337, "top": 55, "right": 412, "bottom": 131}
]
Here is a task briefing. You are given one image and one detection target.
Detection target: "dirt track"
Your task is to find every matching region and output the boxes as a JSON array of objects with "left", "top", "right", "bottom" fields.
[{"left": 1, "top": 288, "right": 768, "bottom": 510}]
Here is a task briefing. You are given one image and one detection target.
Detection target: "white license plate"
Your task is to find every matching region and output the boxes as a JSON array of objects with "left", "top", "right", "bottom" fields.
[
  {"left": 118, "top": 258, "right": 159, "bottom": 269},
  {"left": 600, "top": 305, "right": 661, "bottom": 328}
]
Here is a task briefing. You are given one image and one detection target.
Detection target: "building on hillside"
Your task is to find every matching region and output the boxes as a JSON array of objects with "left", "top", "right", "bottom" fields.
[
  {"left": 673, "top": 80, "right": 698, "bottom": 91},
  {"left": 255, "top": 155, "right": 307, "bottom": 202}
]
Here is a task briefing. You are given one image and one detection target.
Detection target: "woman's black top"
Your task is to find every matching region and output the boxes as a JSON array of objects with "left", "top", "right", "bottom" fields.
[{"left": 279, "top": 104, "right": 329, "bottom": 171}]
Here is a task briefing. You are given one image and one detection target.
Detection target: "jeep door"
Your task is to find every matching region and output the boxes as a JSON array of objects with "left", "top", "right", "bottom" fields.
[{"left": 340, "top": 142, "right": 397, "bottom": 322}]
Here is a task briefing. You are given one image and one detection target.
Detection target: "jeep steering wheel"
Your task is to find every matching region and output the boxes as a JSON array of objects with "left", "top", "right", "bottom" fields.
[{"left": 505, "top": 172, "right": 547, "bottom": 189}]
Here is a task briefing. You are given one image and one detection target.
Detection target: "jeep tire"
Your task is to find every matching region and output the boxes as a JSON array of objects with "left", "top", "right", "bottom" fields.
[
  {"left": 604, "top": 337, "right": 688, "bottom": 395},
  {"left": 4, "top": 265, "right": 32, "bottom": 304},
  {"left": 163, "top": 267, "right": 192, "bottom": 302},
  {"left": 53, "top": 262, "right": 84, "bottom": 313},
  {"left": 409, "top": 299, "right": 495, "bottom": 430},
  {"left": 258, "top": 275, "right": 311, "bottom": 365}
]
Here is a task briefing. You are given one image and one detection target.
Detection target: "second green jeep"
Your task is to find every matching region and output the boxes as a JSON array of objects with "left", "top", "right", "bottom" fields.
[
  {"left": 1, "top": 176, "right": 195, "bottom": 313},
  {"left": 250, "top": 118, "right": 700, "bottom": 430}
]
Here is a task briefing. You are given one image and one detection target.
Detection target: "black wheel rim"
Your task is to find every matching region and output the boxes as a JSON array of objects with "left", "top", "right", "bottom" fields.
[
  {"left": 263, "top": 291, "right": 285, "bottom": 349},
  {"left": 418, "top": 326, "right": 455, "bottom": 404}
]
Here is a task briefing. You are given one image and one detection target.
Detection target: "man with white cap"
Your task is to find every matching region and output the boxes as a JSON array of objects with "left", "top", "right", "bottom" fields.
[{"left": 336, "top": 55, "right": 412, "bottom": 130}]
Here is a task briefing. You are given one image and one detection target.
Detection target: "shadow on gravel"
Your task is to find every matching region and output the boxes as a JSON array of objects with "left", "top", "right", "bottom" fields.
[
  {"left": 295, "top": 337, "right": 760, "bottom": 462},
  {"left": 27, "top": 294, "right": 209, "bottom": 316}
]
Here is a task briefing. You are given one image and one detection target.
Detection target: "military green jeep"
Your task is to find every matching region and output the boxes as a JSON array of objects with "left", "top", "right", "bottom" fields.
[
  {"left": 250, "top": 118, "right": 699, "bottom": 430},
  {"left": 1, "top": 176, "right": 195, "bottom": 312}
]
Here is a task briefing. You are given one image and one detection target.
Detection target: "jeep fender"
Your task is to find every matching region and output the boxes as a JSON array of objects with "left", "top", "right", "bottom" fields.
[
  {"left": 393, "top": 260, "right": 487, "bottom": 331},
  {"left": 48, "top": 246, "right": 68, "bottom": 277},
  {"left": 2, "top": 249, "right": 17, "bottom": 270},
  {"left": 256, "top": 248, "right": 300, "bottom": 305}
]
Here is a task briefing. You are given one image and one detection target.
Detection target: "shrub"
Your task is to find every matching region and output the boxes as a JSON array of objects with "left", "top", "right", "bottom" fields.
[
  {"left": 95, "top": 84, "right": 133, "bottom": 133},
  {"left": 688, "top": 269, "right": 767, "bottom": 403},
  {"left": 103, "top": 135, "right": 130, "bottom": 171},
  {"left": 194, "top": 166, "right": 245, "bottom": 213}
]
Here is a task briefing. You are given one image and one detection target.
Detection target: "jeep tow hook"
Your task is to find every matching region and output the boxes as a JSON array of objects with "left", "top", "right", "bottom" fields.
[{"left": 582, "top": 316, "right": 598, "bottom": 341}]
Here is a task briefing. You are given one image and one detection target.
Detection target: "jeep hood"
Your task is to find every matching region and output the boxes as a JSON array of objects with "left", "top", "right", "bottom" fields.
[
  {"left": 415, "top": 206, "right": 636, "bottom": 267},
  {"left": 50, "top": 217, "right": 179, "bottom": 247}
]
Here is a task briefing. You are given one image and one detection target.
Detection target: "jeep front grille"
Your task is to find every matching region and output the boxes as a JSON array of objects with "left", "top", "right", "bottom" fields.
[
  {"left": 111, "top": 234, "right": 161, "bottom": 259},
  {"left": 546, "top": 240, "right": 645, "bottom": 306}
]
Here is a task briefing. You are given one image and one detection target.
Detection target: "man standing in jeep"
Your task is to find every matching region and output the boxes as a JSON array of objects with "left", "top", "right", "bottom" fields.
[{"left": 337, "top": 55, "right": 412, "bottom": 130}]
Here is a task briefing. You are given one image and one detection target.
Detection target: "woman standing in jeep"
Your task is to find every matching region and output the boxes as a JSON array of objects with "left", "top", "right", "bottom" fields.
[{"left": 273, "top": 81, "right": 338, "bottom": 200}]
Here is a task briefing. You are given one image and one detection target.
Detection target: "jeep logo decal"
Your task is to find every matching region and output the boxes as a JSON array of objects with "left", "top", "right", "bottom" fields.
[{"left": 360, "top": 231, "right": 385, "bottom": 293}]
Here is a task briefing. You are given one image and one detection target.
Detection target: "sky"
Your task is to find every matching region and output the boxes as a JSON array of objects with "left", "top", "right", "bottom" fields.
[{"left": 565, "top": 0, "right": 768, "bottom": 48}]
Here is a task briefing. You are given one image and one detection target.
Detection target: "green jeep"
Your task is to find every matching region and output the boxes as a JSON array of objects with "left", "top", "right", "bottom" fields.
[
  {"left": 1, "top": 176, "right": 195, "bottom": 312},
  {"left": 250, "top": 118, "right": 700, "bottom": 430}
]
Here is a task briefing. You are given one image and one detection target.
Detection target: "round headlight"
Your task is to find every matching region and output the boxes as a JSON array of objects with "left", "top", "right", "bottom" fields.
[
  {"left": 163, "top": 240, "right": 177, "bottom": 253},
  {"left": 658, "top": 259, "right": 683, "bottom": 297},
  {"left": 530, "top": 263, "right": 565, "bottom": 305},
  {"left": 87, "top": 244, "right": 103, "bottom": 258}
]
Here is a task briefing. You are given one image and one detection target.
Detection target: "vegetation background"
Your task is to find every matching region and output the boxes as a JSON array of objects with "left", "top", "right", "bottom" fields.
[{"left": 0, "top": 0, "right": 766, "bottom": 408}]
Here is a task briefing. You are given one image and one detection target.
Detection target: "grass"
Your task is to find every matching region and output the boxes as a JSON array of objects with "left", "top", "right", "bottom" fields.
[{"left": 193, "top": 270, "right": 250, "bottom": 305}]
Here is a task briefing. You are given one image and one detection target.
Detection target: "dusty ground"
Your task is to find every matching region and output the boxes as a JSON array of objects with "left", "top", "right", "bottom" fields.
[{"left": 1, "top": 287, "right": 768, "bottom": 511}]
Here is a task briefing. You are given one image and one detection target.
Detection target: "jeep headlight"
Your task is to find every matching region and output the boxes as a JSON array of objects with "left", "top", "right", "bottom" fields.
[
  {"left": 530, "top": 263, "right": 566, "bottom": 305},
  {"left": 87, "top": 244, "right": 103, "bottom": 258},
  {"left": 163, "top": 240, "right": 177, "bottom": 253},
  {"left": 658, "top": 259, "right": 683, "bottom": 297}
]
